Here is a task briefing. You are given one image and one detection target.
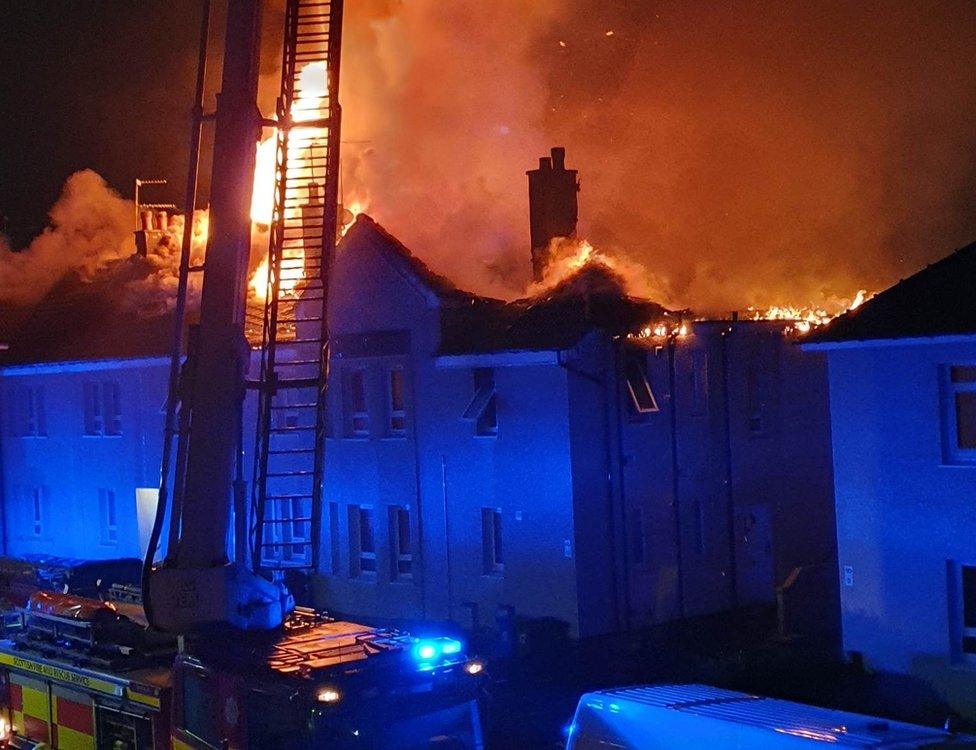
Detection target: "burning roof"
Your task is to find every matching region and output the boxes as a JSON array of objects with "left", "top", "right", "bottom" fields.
[{"left": 804, "top": 239, "right": 976, "bottom": 345}]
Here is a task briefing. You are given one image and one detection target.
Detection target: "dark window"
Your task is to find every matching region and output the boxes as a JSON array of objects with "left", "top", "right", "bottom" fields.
[
  {"left": 83, "top": 381, "right": 121, "bottom": 436},
  {"left": 944, "top": 366, "right": 976, "bottom": 461},
  {"left": 30, "top": 487, "right": 43, "bottom": 537},
  {"left": 99, "top": 488, "right": 118, "bottom": 545},
  {"left": 348, "top": 505, "right": 376, "bottom": 577},
  {"left": 24, "top": 386, "right": 46, "bottom": 437},
  {"left": 624, "top": 356, "right": 658, "bottom": 414},
  {"left": 628, "top": 507, "right": 645, "bottom": 565},
  {"left": 181, "top": 670, "right": 220, "bottom": 747},
  {"left": 463, "top": 368, "right": 497, "bottom": 436},
  {"left": 959, "top": 565, "right": 976, "bottom": 656},
  {"left": 388, "top": 368, "right": 406, "bottom": 435},
  {"left": 345, "top": 370, "right": 369, "bottom": 437},
  {"left": 389, "top": 506, "right": 412, "bottom": 579},
  {"left": 482, "top": 507, "right": 503, "bottom": 574}
]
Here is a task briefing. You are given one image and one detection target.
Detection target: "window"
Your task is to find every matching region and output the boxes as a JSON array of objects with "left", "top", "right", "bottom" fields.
[
  {"left": 624, "top": 355, "right": 659, "bottom": 415},
  {"left": 83, "top": 381, "right": 121, "bottom": 436},
  {"left": 481, "top": 507, "right": 503, "bottom": 574},
  {"left": 691, "top": 350, "right": 708, "bottom": 415},
  {"left": 389, "top": 506, "right": 413, "bottom": 580},
  {"left": 348, "top": 505, "right": 376, "bottom": 577},
  {"left": 30, "top": 487, "right": 43, "bottom": 538},
  {"left": 628, "top": 507, "right": 645, "bottom": 566},
  {"left": 99, "top": 489, "right": 118, "bottom": 545},
  {"left": 945, "top": 366, "right": 976, "bottom": 463},
  {"left": 23, "top": 386, "right": 46, "bottom": 437},
  {"left": 329, "top": 502, "right": 341, "bottom": 575},
  {"left": 344, "top": 370, "right": 369, "bottom": 437},
  {"left": 388, "top": 368, "right": 406, "bottom": 435},
  {"left": 463, "top": 368, "right": 497, "bottom": 436},
  {"left": 956, "top": 564, "right": 976, "bottom": 657}
]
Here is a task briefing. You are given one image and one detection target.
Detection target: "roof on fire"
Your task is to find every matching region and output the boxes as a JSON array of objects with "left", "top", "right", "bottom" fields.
[
  {"left": 804, "top": 239, "right": 976, "bottom": 346},
  {"left": 347, "top": 214, "right": 673, "bottom": 355}
]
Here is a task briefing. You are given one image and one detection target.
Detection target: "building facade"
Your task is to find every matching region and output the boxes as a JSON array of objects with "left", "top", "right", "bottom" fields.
[
  {"left": 0, "top": 217, "right": 837, "bottom": 641},
  {"left": 804, "top": 241, "right": 976, "bottom": 717}
]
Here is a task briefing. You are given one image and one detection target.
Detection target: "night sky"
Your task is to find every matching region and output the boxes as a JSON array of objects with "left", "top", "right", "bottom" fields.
[{"left": 3, "top": 1, "right": 976, "bottom": 311}]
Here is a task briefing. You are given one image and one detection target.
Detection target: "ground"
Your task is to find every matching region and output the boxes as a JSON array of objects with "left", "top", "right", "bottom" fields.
[{"left": 482, "top": 607, "right": 973, "bottom": 748}]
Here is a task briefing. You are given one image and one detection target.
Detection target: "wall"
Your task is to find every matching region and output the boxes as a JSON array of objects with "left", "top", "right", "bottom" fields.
[
  {"left": 0, "top": 358, "right": 168, "bottom": 561},
  {"left": 825, "top": 339, "right": 976, "bottom": 717}
]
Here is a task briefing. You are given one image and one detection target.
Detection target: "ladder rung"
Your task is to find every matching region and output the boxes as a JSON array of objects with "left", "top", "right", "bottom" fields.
[
  {"left": 269, "top": 448, "right": 317, "bottom": 455},
  {"left": 266, "top": 470, "right": 315, "bottom": 477},
  {"left": 265, "top": 493, "right": 313, "bottom": 499}
]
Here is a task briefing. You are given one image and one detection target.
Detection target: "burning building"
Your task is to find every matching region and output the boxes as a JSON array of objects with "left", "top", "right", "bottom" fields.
[{"left": 0, "top": 149, "right": 837, "bottom": 641}]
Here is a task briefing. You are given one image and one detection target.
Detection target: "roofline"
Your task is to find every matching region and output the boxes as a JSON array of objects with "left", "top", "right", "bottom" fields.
[
  {"left": 435, "top": 350, "right": 562, "bottom": 368},
  {"left": 801, "top": 333, "right": 976, "bottom": 351},
  {"left": 0, "top": 355, "right": 171, "bottom": 376}
]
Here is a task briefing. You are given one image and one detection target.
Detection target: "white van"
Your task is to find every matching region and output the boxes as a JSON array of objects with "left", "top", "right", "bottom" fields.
[{"left": 566, "top": 684, "right": 976, "bottom": 749}]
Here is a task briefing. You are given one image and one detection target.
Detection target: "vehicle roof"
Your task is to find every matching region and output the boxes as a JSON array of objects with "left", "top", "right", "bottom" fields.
[{"left": 581, "top": 685, "right": 975, "bottom": 748}]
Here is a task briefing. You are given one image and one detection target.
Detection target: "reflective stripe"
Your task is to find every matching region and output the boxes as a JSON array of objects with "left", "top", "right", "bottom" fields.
[
  {"left": 55, "top": 695, "right": 94, "bottom": 735},
  {"left": 173, "top": 735, "right": 195, "bottom": 750}
]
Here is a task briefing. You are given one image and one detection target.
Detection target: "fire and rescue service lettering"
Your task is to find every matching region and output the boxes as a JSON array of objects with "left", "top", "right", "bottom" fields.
[{"left": 0, "top": 653, "right": 122, "bottom": 697}]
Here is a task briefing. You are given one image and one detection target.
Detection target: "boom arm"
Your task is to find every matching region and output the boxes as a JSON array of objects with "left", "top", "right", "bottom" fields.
[{"left": 146, "top": 0, "right": 289, "bottom": 632}]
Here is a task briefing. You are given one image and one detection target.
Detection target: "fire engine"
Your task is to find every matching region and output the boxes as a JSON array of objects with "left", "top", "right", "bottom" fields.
[{"left": 0, "top": 0, "right": 487, "bottom": 747}]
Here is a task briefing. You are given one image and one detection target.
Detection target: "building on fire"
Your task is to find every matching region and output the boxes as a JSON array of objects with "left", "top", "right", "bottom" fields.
[
  {"left": 0, "top": 149, "right": 837, "bottom": 642},
  {"left": 803, "top": 240, "right": 976, "bottom": 718}
]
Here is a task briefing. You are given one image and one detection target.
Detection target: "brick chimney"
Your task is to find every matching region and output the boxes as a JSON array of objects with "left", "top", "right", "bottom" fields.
[{"left": 527, "top": 146, "right": 579, "bottom": 281}]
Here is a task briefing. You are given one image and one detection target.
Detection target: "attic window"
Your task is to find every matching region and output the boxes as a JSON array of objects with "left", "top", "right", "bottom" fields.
[
  {"left": 463, "top": 368, "right": 497, "bottom": 436},
  {"left": 625, "top": 357, "right": 658, "bottom": 414}
]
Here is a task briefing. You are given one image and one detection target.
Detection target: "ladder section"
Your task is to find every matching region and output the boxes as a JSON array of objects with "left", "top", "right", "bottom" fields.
[{"left": 252, "top": 0, "right": 343, "bottom": 574}]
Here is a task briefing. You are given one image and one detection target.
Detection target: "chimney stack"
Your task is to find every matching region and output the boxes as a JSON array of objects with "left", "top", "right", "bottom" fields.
[{"left": 527, "top": 146, "right": 579, "bottom": 281}]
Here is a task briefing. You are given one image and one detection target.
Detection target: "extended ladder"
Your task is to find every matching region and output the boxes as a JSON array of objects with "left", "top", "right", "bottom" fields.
[{"left": 251, "top": 0, "right": 344, "bottom": 576}]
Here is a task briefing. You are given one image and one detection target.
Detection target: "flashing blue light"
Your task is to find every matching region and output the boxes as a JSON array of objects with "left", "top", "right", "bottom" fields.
[
  {"left": 411, "top": 637, "right": 465, "bottom": 665},
  {"left": 441, "top": 638, "right": 462, "bottom": 655}
]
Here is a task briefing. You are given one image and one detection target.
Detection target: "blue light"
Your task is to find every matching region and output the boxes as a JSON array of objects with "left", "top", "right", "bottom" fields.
[
  {"left": 441, "top": 638, "right": 462, "bottom": 655},
  {"left": 411, "top": 637, "right": 465, "bottom": 665}
]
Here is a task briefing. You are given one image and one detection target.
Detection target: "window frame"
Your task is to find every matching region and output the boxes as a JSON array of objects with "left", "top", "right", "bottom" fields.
[
  {"left": 943, "top": 365, "right": 976, "bottom": 465},
  {"left": 387, "top": 367, "right": 407, "bottom": 437},
  {"left": 949, "top": 560, "right": 976, "bottom": 664},
  {"left": 30, "top": 487, "right": 44, "bottom": 538},
  {"left": 344, "top": 369, "right": 370, "bottom": 438},
  {"left": 83, "top": 381, "right": 122, "bottom": 437},
  {"left": 388, "top": 506, "right": 413, "bottom": 581},
  {"left": 481, "top": 507, "right": 504, "bottom": 575},
  {"left": 464, "top": 368, "right": 497, "bottom": 437},
  {"left": 348, "top": 504, "right": 377, "bottom": 578},
  {"left": 99, "top": 488, "right": 118, "bottom": 545},
  {"left": 23, "top": 385, "right": 46, "bottom": 438},
  {"left": 624, "top": 355, "right": 659, "bottom": 416}
]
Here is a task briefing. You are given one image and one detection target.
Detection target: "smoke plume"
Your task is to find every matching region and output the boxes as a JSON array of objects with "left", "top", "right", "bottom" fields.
[
  {"left": 337, "top": 0, "right": 976, "bottom": 312},
  {"left": 0, "top": 170, "right": 134, "bottom": 306}
]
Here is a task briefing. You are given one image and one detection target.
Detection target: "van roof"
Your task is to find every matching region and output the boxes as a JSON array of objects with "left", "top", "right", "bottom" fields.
[{"left": 583, "top": 685, "right": 975, "bottom": 748}]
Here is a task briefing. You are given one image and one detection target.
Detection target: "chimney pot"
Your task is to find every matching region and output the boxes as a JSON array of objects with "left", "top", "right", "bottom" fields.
[
  {"left": 551, "top": 146, "right": 566, "bottom": 170},
  {"left": 539, "top": 157, "right": 552, "bottom": 170}
]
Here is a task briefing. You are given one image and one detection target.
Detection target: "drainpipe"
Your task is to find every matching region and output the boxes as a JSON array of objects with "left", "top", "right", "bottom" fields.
[
  {"left": 441, "top": 454, "right": 453, "bottom": 621},
  {"left": 610, "top": 341, "right": 633, "bottom": 630},
  {"left": 667, "top": 338, "right": 685, "bottom": 618},
  {"left": 0, "top": 382, "right": 8, "bottom": 555},
  {"left": 720, "top": 326, "right": 740, "bottom": 609}
]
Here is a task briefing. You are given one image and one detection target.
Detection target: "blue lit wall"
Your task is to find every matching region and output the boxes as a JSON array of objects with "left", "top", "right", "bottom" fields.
[
  {"left": 822, "top": 338, "right": 976, "bottom": 717},
  {"left": 0, "top": 358, "right": 168, "bottom": 560}
]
